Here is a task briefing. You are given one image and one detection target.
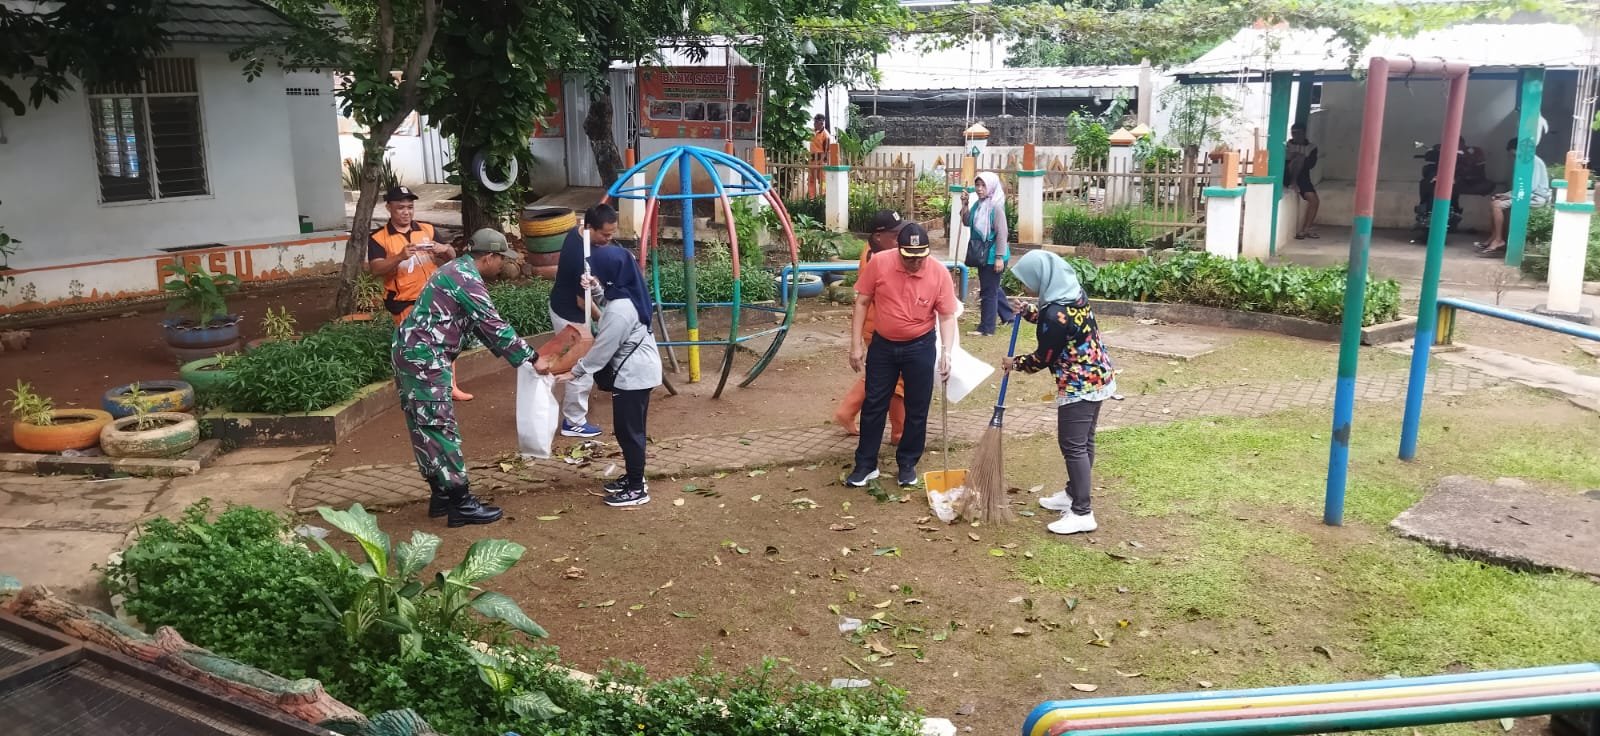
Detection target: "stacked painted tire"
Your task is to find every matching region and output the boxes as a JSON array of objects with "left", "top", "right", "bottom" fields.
[
  {"left": 520, "top": 207, "right": 574, "bottom": 280},
  {"left": 102, "top": 381, "right": 196, "bottom": 419}
]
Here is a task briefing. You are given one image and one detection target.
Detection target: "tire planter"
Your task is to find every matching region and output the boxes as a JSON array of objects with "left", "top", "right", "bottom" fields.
[
  {"left": 102, "top": 380, "right": 195, "bottom": 418},
  {"left": 338, "top": 313, "right": 377, "bottom": 323},
  {"left": 163, "top": 316, "right": 242, "bottom": 350},
  {"left": 11, "top": 409, "right": 114, "bottom": 453},
  {"left": 775, "top": 273, "right": 825, "bottom": 299},
  {"left": 520, "top": 207, "right": 576, "bottom": 238},
  {"left": 523, "top": 232, "right": 566, "bottom": 254},
  {"left": 179, "top": 357, "right": 238, "bottom": 396},
  {"left": 170, "top": 339, "right": 243, "bottom": 364},
  {"left": 100, "top": 413, "right": 200, "bottom": 458},
  {"left": 530, "top": 264, "right": 559, "bottom": 280},
  {"left": 527, "top": 250, "right": 562, "bottom": 268}
]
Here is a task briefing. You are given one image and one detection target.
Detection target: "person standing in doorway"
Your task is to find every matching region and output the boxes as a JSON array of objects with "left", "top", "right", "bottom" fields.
[
  {"left": 833, "top": 210, "right": 906, "bottom": 444},
  {"left": 547, "top": 204, "right": 620, "bottom": 438},
  {"left": 960, "top": 171, "right": 1015, "bottom": 336},
  {"left": 555, "top": 247, "right": 662, "bottom": 508},
  {"left": 1003, "top": 250, "right": 1116, "bottom": 535},
  {"left": 808, "top": 114, "right": 832, "bottom": 198},
  {"left": 366, "top": 185, "right": 473, "bottom": 401},
  {"left": 394, "top": 229, "right": 536, "bottom": 527},
  {"left": 846, "top": 223, "right": 960, "bottom": 489},
  {"left": 1285, "top": 124, "right": 1321, "bottom": 240}
]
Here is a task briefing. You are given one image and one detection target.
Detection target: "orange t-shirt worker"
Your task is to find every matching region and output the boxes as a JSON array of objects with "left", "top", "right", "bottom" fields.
[
  {"left": 845, "top": 223, "right": 960, "bottom": 489},
  {"left": 366, "top": 185, "right": 470, "bottom": 401},
  {"left": 808, "top": 115, "right": 831, "bottom": 197}
]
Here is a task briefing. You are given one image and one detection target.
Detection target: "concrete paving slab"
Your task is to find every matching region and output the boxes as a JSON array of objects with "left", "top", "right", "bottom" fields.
[
  {"left": 210, "top": 446, "right": 327, "bottom": 467},
  {"left": 1392, "top": 475, "right": 1600, "bottom": 577},
  {"left": 0, "top": 474, "right": 167, "bottom": 530},
  {"left": 1101, "top": 323, "right": 1229, "bottom": 360},
  {"left": 151, "top": 458, "right": 319, "bottom": 517},
  {"left": 0, "top": 528, "right": 123, "bottom": 606}
]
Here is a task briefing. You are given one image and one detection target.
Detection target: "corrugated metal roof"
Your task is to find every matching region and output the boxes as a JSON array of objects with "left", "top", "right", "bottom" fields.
[
  {"left": 161, "top": 0, "right": 299, "bottom": 44},
  {"left": 855, "top": 64, "right": 1141, "bottom": 93},
  {"left": 1174, "top": 23, "right": 1595, "bottom": 77}
]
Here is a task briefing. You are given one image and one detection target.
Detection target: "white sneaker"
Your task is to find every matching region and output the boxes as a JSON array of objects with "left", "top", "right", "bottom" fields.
[
  {"left": 1038, "top": 491, "right": 1073, "bottom": 511},
  {"left": 1047, "top": 512, "right": 1098, "bottom": 535}
]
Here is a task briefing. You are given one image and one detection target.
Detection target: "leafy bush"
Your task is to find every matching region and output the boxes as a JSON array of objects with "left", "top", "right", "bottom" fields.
[
  {"left": 489, "top": 279, "right": 555, "bottom": 336},
  {"left": 342, "top": 157, "right": 403, "bottom": 191},
  {"left": 848, "top": 188, "right": 887, "bottom": 233},
  {"left": 1050, "top": 206, "right": 1145, "bottom": 249},
  {"left": 5, "top": 380, "right": 53, "bottom": 425},
  {"left": 655, "top": 247, "right": 776, "bottom": 304},
  {"left": 1058, "top": 251, "right": 1400, "bottom": 326},
  {"left": 1518, "top": 205, "right": 1600, "bottom": 282},
  {"left": 101, "top": 501, "right": 358, "bottom": 679},
  {"left": 223, "top": 319, "right": 394, "bottom": 413},
  {"left": 782, "top": 196, "right": 826, "bottom": 222},
  {"left": 163, "top": 262, "right": 239, "bottom": 324}
]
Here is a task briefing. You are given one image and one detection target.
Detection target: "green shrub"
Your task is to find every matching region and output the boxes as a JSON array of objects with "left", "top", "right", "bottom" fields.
[
  {"left": 847, "top": 188, "right": 886, "bottom": 233},
  {"left": 489, "top": 279, "right": 555, "bottom": 337},
  {"left": 654, "top": 247, "right": 776, "bottom": 303},
  {"left": 101, "top": 501, "right": 358, "bottom": 679},
  {"left": 1061, "top": 251, "right": 1400, "bottom": 326},
  {"left": 1518, "top": 205, "right": 1600, "bottom": 282},
  {"left": 222, "top": 318, "right": 394, "bottom": 414},
  {"left": 782, "top": 196, "right": 826, "bottom": 222},
  {"left": 1049, "top": 206, "right": 1145, "bottom": 249}
]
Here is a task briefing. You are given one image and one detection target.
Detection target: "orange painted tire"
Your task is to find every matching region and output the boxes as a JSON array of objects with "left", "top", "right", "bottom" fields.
[
  {"left": 530, "top": 264, "right": 559, "bottom": 280},
  {"left": 12, "top": 410, "right": 114, "bottom": 453}
]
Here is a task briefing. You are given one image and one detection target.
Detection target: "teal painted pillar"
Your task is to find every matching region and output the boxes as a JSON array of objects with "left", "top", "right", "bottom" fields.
[
  {"left": 1505, "top": 67, "right": 1545, "bottom": 267},
  {"left": 1266, "top": 72, "right": 1294, "bottom": 256},
  {"left": 1295, "top": 73, "right": 1315, "bottom": 129}
]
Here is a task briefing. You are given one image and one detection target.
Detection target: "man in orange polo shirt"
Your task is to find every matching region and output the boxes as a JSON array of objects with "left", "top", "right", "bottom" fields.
[
  {"left": 833, "top": 210, "right": 907, "bottom": 442},
  {"left": 366, "top": 185, "right": 469, "bottom": 401},
  {"left": 846, "top": 223, "right": 960, "bottom": 488}
]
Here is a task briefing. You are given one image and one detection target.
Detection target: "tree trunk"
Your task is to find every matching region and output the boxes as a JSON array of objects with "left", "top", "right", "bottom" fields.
[
  {"left": 456, "top": 143, "right": 493, "bottom": 235},
  {"left": 584, "top": 80, "right": 624, "bottom": 186},
  {"left": 335, "top": 144, "right": 388, "bottom": 315}
]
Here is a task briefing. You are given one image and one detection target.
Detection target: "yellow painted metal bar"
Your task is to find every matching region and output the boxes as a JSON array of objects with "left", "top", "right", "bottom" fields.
[
  {"left": 687, "top": 327, "right": 701, "bottom": 382},
  {"left": 1028, "top": 672, "right": 1600, "bottom": 736}
]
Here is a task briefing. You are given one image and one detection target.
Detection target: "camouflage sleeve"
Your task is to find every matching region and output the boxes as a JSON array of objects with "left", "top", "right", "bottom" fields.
[{"left": 455, "top": 270, "right": 535, "bottom": 366}]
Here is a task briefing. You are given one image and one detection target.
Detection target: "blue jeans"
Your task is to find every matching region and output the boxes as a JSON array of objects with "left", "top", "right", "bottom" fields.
[
  {"left": 977, "top": 266, "right": 1016, "bottom": 335},
  {"left": 854, "top": 331, "right": 936, "bottom": 473}
]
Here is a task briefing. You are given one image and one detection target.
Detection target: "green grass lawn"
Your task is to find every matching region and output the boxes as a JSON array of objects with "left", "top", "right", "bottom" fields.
[{"left": 998, "top": 389, "right": 1600, "bottom": 733}]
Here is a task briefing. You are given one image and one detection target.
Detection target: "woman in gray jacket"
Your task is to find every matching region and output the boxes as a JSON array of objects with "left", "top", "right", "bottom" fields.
[{"left": 555, "top": 246, "right": 662, "bottom": 506}]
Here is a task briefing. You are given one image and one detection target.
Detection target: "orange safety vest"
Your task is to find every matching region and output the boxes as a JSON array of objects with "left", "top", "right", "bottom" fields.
[{"left": 368, "top": 222, "right": 438, "bottom": 317}]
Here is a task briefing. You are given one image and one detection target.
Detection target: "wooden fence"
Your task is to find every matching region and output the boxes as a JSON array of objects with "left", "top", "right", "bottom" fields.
[{"left": 763, "top": 150, "right": 916, "bottom": 222}]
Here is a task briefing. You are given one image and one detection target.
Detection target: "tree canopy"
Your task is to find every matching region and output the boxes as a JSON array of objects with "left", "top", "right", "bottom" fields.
[{"left": 0, "top": 0, "right": 168, "bottom": 115}]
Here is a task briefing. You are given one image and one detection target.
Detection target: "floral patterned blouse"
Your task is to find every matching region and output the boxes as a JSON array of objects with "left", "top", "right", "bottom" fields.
[{"left": 1013, "top": 296, "right": 1117, "bottom": 404}]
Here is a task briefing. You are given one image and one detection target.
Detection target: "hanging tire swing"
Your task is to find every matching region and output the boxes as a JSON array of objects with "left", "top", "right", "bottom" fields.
[{"left": 472, "top": 151, "right": 518, "bottom": 192}]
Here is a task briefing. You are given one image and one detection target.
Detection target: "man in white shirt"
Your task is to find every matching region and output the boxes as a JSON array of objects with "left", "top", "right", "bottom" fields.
[{"left": 1478, "top": 138, "right": 1552, "bottom": 258}]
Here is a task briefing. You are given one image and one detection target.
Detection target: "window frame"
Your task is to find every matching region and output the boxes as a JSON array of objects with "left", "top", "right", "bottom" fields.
[{"left": 86, "top": 58, "right": 214, "bottom": 206}]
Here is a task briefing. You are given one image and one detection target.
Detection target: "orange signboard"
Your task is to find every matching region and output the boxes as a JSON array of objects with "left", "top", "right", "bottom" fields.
[
  {"left": 533, "top": 77, "right": 564, "bottom": 139},
  {"left": 638, "top": 66, "right": 759, "bottom": 140}
]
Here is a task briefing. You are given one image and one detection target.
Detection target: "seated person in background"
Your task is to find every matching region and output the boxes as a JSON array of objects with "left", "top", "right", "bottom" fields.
[{"left": 1477, "top": 138, "right": 1552, "bottom": 258}]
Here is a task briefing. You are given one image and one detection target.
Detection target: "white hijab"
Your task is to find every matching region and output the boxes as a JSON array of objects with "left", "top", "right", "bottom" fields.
[{"left": 972, "top": 171, "right": 1004, "bottom": 240}]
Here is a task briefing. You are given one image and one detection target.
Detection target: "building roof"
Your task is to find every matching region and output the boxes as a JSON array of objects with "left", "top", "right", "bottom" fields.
[
  {"left": 1173, "top": 22, "right": 1596, "bottom": 78},
  {"left": 855, "top": 64, "right": 1142, "bottom": 94},
  {"left": 160, "top": 0, "right": 299, "bottom": 44}
]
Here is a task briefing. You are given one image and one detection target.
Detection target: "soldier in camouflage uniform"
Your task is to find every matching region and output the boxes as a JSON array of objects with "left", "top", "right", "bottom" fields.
[{"left": 394, "top": 228, "right": 537, "bottom": 527}]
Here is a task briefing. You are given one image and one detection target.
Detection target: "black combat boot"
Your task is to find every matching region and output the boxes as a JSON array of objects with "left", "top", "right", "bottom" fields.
[
  {"left": 427, "top": 477, "right": 451, "bottom": 518},
  {"left": 445, "top": 483, "right": 503, "bottom": 527}
]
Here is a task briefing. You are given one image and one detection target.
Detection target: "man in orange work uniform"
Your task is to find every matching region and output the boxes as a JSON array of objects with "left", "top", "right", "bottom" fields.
[
  {"left": 833, "top": 210, "right": 906, "bottom": 443},
  {"left": 845, "top": 223, "right": 960, "bottom": 489},
  {"left": 366, "top": 186, "right": 470, "bottom": 401},
  {"left": 808, "top": 114, "right": 831, "bottom": 197}
]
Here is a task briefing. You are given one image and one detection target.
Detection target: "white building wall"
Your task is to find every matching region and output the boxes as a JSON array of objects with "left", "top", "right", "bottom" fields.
[
  {"left": 0, "top": 45, "right": 302, "bottom": 269},
  {"left": 284, "top": 71, "right": 345, "bottom": 229}
]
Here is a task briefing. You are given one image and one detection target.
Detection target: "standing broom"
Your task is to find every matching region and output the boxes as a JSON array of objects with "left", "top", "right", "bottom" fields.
[{"left": 965, "top": 316, "right": 1022, "bottom": 523}]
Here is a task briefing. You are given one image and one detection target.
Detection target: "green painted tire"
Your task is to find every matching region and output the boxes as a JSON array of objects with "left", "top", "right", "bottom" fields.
[
  {"left": 179, "top": 357, "right": 238, "bottom": 396},
  {"left": 99, "top": 413, "right": 200, "bottom": 458},
  {"left": 524, "top": 232, "right": 567, "bottom": 254}
]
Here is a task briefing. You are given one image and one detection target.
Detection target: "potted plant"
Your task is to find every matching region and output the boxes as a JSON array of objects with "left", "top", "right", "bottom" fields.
[
  {"left": 247, "top": 306, "right": 298, "bottom": 351},
  {"left": 99, "top": 383, "right": 200, "bottom": 458},
  {"left": 179, "top": 351, "right": 241, "bottom": 397},
  {"left": 6, "top": 380, "right": 112, "bottom": 453},
  {"left": 162, "top": 262, "right": 242, "bottom": 360},
  {"left": 101, "top": 379, "right": 195, "bottom": 418},
  {"left": 340, "top": 272, "right": 385, "bottom": 322}
]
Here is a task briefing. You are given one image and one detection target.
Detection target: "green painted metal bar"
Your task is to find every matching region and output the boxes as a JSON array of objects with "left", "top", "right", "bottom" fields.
[
  {"left": 1054, "top": 692, "right": 1600, "bottom": 736},
  {"left": 1505, "top": 67, "right": 1546, "bottom": 267},
  {"left": 1294, "top": 73, "right": 1315, "bottom": 130},
  {"left": 1266, "top": 72, "right": 1293, "bottom": 256}
]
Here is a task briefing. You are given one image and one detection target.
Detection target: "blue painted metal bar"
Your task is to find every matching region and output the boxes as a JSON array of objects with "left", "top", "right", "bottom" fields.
[
  {"left": 1020, "top": 664, "right": 1600, "bottom": 736},
  {"left": 1176, "top": 70, "right": 1544, "bottom": 86},
  {"left": 1399, "top": 71, "right": 1469, "bottom": 461},
  {"left": 777, "top": 261, "right": 970, "bottom": 306},
  {"left": 1437, "top": 297, "right": 1600, "bottom": 341},
  {"left": 1052, "top": 693, "right": 1600, "bottom": 736}
]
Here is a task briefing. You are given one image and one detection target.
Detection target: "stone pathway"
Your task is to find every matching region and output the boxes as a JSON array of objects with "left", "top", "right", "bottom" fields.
[
  {"left": 1392, "top": 476, "right": 1600, "bottom": 577},
  {"left": 290, "top": 363, "right": 1502, "bottom": 512}
]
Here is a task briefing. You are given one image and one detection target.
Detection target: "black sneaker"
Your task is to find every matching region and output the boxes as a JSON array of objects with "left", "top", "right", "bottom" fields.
[
  {"left": 845, "top": 467, "right": 880, "bottom": 487},
  {"left": 603, "top": 484, "right": 651, "bottom": 507},
  {"left": 897, "top": 467, "right": 919, "bottom": 487},
  {"left": 603, "top": 477, "right": 626, "bottom": 494}
]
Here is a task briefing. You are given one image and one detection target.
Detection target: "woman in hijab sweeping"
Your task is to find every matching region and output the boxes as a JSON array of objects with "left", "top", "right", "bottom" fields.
[
  {"left": 1003, "top": 250, "right": 1115, "bottom": 535},
  {"left": 554, "top": 247, "right": 662, "bottom": 507},
  {"left": 960, "top": 171, "right": 1016, "bottom": 337}
]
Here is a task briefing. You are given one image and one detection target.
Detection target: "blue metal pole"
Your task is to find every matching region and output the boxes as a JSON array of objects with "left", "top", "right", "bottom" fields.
[
  {"left": 680, "top": 153, "right": 701, "bottom": 382},
  {"left": 1400, "top": 72, "right": 1470, "bottom": 461}
]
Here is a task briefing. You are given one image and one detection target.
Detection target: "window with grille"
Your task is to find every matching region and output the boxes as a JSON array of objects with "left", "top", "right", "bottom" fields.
[{"left": 88, "top": 58, "right": 210, "bottom": 203}]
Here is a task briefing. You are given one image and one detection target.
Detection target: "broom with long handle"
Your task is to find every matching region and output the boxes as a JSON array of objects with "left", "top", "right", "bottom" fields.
[{"left": 967, "top": 315, "right": 1023, "bottom": 523}]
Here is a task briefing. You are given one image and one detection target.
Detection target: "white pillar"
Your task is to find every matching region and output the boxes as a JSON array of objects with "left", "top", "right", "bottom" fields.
[
  {"left": 949, "top": 182, "right": 971, "bottom": 265},
  {"left": 1016, "top": 170, "right": 1045, "bottom": 244},
  {"left": 1204, "top": 186, "right": 1245, "bottom": 259},
  {"left": 1107, "top": 143, "right": 1135, "bottom": 208},
  {"left": 825, "top": 164, "right": 850, "bottom": 233},
  {"left": 619, "top": 170, "right": 646, "bottom": 239},
  {"left": 1543, "top": 196, "right": 1595, "bottom": 321},
  {"left": 1241, "top": 176, "right": 1276, "bottom": 260}
]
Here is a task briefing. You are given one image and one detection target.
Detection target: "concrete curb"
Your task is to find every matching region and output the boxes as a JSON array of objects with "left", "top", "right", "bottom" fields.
[
  {"left": 1088, "top": 299, "right": 1417, "bottom": 346},
  {"left": 0, "top": 439, "right": 222, "bottom": 477}
]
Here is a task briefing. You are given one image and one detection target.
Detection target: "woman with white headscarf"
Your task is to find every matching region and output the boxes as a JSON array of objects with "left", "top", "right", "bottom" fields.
[
  {"left": 959, "top": 171, "right": 1016, "bottom": 336},
  {"left": 1002, "top": 250, "right": 1116, "bottom": 536}
]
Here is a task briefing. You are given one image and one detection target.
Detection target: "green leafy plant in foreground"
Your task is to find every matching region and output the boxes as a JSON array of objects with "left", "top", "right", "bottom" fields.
[
  {"left": 6, "top": 380, "right": 53, "bottom": 426},
  {"left": 303, "top": 503, "right": 549, "bottom": 658}
]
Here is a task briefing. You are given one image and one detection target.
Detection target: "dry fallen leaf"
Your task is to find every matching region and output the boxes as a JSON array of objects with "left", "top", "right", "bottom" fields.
[
  {"left": 968, "top": 532, "right": 981, "bottom": 542},
  {"left": 1117, "top": 670, "right": 1144, "bottom": 678},
  {"left": 1070, "top": 683, "right": 1100, "bottom": 692},
  {"left": 1197, "top": 680, "right": 1215, "bottom": 688},
  {"left": 536, "top": 515, "right": 561, "bottom": 521},
  {"left": 830, "top": 522, "right": 858, "bottom": 532},
  {"left": 871, "top": 600, "right": 892, "bottom": 609},
  {"left": 595, "top": 599, "right": 616, "bottom": 608},
  {"left": 561, "top": 567, "right": 586, "bottom": 580},
  {"left": 1010, "top": 627, "right": 1031, "bottom": 637}
]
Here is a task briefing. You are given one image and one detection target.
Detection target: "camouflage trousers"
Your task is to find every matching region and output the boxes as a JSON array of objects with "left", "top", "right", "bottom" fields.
[{"left": 400, "top": 396, "right": 467, "bottom": 489}]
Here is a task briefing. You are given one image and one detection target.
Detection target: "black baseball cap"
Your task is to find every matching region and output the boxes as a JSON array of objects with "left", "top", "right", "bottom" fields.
[
  {"left": 897, "top": 223, "right": 931, "bottom": 258},
  {"left": 384, "top": 186, "right": 419, "bottom": 202},
  {"left": 869, "top": 210, "right": 903, "bottom": 232}
]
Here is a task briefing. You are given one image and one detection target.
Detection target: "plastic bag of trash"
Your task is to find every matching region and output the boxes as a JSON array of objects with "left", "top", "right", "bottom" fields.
[{"left": 927, "top": 486, "right": 968, "bottom": 523}]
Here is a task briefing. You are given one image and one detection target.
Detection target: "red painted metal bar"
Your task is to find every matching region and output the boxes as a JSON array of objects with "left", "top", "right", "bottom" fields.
[{"left": 1046, "top": 680, "right": 1600, "bottom": 734}]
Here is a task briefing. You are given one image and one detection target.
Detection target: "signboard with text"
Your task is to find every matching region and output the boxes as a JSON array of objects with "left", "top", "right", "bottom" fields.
[
  {"left": 637, "top": 66, "right": 759, "bottom": 140},
  {"left": 533, "top": 78, "right": 565, "bottom": 139}
]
